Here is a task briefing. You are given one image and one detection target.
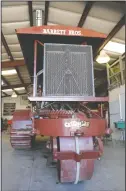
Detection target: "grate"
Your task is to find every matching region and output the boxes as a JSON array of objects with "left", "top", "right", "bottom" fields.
[{"left": 43, "top": 44, "right": 94, "bottom": 97}]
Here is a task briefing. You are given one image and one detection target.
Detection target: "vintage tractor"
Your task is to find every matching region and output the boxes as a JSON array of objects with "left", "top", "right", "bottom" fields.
[{"left": 10, "top": 25, "right": 112, "bottom": 184}]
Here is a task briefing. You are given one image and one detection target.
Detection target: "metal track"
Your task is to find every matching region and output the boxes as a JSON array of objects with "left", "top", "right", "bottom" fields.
[{"left": 10, "top": 130, "right": 32, "bottom": 149}]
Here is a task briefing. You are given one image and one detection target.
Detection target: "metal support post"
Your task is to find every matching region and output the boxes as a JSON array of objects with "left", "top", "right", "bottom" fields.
[
  {"left": 119, "top": 56, "right": 124, "bottom": 85},
  {"left": 106, "top": 63, "right": 110, "bottom": 87},
  {"left": 33, "top": 40, "right": 37, "bottom": 97}
]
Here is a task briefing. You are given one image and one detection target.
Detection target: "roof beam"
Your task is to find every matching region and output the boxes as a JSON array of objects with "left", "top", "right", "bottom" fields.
[
  {"left": 1, "top": 75, "right": 19, "bottom": 95},
  {"left": 94, "top": 15, "right": 125, "bottom": 59},
  {"left": 2, "top": 83, "right": 31, "bottom": 90},
  {"left": 2, "top": 93, "right": 27, "bottom": 98},
  {"left": 2, "top": 91, "right": 9, "bottom": 96},
  {"left": 2, "top": 32, "right": 28, "bottom": 90},
  {"left": 2, "top": 75, "right": 11, "bottom": 87},
  {"left": 44, "top": 1, "right": 50, "bottom": 25},
  {"left": 78, "top": 2, "right": 94, "bottom": 27},
  {"left": 116, "top": 1, "right": 125, "bottom": 5},
  {"left": 15, "top": 66, "right": 27, "bottom": 91},
  {"left": 2, "top": 60, "right": 25, "bottom": 69},
  {"left": 28, "top": 1, "right": 33, "bottom": 26},
  {"left": 1, "top": 31, "right": 14, "bottom": 61}
]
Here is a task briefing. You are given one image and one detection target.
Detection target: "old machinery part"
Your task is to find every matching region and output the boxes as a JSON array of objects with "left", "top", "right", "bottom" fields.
[
  {"left": 10, "top": 130, "right": 32, "bottom": 149},
  {"left": 10, "top": 110, "right": 33, "bottom": 149},
  {"left": 12, "top": 26, "right": 112, "bottom": 184}
]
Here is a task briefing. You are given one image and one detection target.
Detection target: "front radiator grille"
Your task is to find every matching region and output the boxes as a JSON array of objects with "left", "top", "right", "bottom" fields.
[{"left": 43, "top": 44, "right": 94, "bottom": 97}]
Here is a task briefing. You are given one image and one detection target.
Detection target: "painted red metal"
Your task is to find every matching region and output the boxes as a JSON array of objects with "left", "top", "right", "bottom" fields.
[
  {"left": 59, "top": 137, "right": 95, "bottom": 182},
  {"left": 52, "top": 137, "right": 58, "bottom": 160},
  {"left": 10, "top": 130, "right": 32, "bottom": 149},
  {"left": 12, "top": 110, "right": 31, "bottom": 121},
  {"left": 51, "top": 136, "right": 104, "bottom": 182},
  {"left": 12, "top": 24, "right": 110, "bottom": 183},
  {"left": 38, "top": 110, "right": 73, "bottom": 118},
  {"left": 36, "top": 40, "right": 44, "bottom": 46},
  {"left": 96, "top": 137, "right": 104, "bottom": 155},
  {"left": 11, "top": 107, "right": 107, "bottom": 180},
  {"left": 53, "top": 137, "right": 103, "bottom": 161},
  {"left": 54, "top": 151, "right": 101, "bottom": 161},
  {"left": 16, "top": 25, "right": 107, "bottom": 38},
  {"left": 11, "top": 110, "right": 33, "bottom": 149},
  {"left": 32, "top": 108, "right": 105, "bottom": 183},
  {"left": 34, "top": 118, "right": 106, "bottom": 137}
]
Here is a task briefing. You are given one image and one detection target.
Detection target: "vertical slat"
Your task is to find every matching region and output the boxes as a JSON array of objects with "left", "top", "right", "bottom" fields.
[
  {"left": 28, "top": 1, "right": 33, "bottom": 26},
  {"left": 119, "top": 56, "right": 124, "bottom": 85},
  {"left": 44, "top": 1, "right": 50, "bottom": 25},
  {"left": 33, "top": 41, "right": 37, "bottom": 96}
]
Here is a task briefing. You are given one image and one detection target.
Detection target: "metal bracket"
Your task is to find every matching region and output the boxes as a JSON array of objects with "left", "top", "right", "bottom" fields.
[
  {"left": 36, "top": 69, "right": 43, "bottom": 77},
  {"left": 54, "top": 151, "right": 100, "bottom": 162}
]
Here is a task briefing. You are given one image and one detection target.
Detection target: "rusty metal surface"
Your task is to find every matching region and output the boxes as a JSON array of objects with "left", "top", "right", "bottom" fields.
[{"left": 59, "top": 137, "right": 94, "bottom": 183}]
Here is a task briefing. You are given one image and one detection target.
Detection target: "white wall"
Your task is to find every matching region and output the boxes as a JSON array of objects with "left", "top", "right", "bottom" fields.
[
  {"left": 2, "top": 95, "right": 31, "bottom": 120},
  {"left": 109, "top": 84, "right": 125, "bottom": 140}
]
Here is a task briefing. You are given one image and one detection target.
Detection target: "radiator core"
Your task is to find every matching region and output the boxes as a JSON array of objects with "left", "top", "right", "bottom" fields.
[{"left": 43, "top": 43, "right": 95, "bottom": 97}]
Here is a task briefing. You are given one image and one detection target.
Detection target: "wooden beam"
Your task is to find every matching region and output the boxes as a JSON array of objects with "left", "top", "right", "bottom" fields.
[
  {"left": 94, "top": 15, "right": 125, "bottom": 59},
  {"left": 28, "top": 1, "right": 33, "bottom": 26},
  {"left": 44, "top": 1, "right": 50, "bottom": 25},
  {"left": 1, "top": 75, "right": 19, "bottom": 95},
  {"left": 1, "top": 31, "right": 14, "bottom": 61},
  {"left": 2, "top": 60, "right": 25, "bottom": 68},
  {"left": 78, "top": 2, "right": 94, "bottom": 27},
  {"left": 2, "top": 83, "right": 31, "bottom": 90}
]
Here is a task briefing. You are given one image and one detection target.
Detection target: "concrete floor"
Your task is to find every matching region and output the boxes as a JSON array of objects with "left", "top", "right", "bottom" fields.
[{"left": 2, "top": 133, "right": 125, "bottom": 191}]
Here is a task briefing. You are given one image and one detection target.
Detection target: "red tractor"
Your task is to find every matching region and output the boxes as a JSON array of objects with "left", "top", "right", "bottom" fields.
[{"left": 10, "top": 25, "right": 112, "bottom": 184}]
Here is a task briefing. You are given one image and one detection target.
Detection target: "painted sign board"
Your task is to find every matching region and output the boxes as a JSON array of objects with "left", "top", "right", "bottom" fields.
[{"left": 16, "top": 25, "right": 106, "bottom": 38}]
